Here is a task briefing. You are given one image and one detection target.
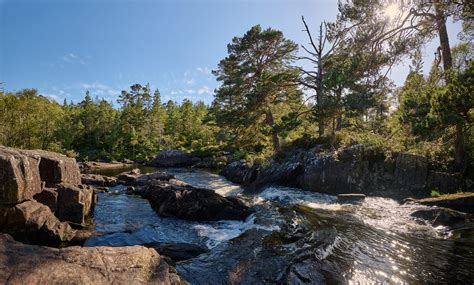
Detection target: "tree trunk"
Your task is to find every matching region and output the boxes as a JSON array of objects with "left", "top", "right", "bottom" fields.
[
  {"left": 454, "top": 123, "right": 466, "bottom": 172},
  {"left": 435, "top": 2, "right": 465, "bottom": 172},
  {"left": 266, "top": 109, "right": 280, "bottom": 151},
  {"left": 434, "top": 2, "right": 453, "bottom": 82}
]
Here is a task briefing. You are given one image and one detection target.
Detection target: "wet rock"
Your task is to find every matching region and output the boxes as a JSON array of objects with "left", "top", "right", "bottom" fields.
[
  {"left": 411, "top": 207, "right": 469, "bottom": 228},
  {"left": 33, "top": 187, "right": 58, "bottom": 212},
  {"left": 0, "top": 200, "right": 76, "bottom": 246},
  {"left": 151, "top": 150, "right": 200, "bottom": 167},
  {"left": 0, "top": 146, "right": 42, "bottom": 205},
  {"left": 337, "top": 194, "right": 366, "bottom": 204},
  {"left": 56, "top": 183, "right": 96, "bottom": 226},
  {"left": 220, "top": 160, "right": 258, "bottom": 185},
  {"left": 117, "top": 168, "right": 142, "bottom": 184},
  {"left": 23, "top": 149, "right": 81, "bottom": 187},
  {"left": 139, "top": 180, "right": 251, "bottom": 221},
  {"left": 0, "top": 233, "right": 185, "bottom": 284},
  {"left": 81, "top": 173, "right": 118, "bottom": 187},
  {"left": 143, "top": 242, "right": 209, "bottom": 263},
  {"left": 410, "top": 193, "right": 474, "bottom": 214}
]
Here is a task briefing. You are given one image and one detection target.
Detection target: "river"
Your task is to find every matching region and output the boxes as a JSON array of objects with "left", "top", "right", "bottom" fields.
[{"left": 84, "top": 167, "right": 474, "bottom": 284}]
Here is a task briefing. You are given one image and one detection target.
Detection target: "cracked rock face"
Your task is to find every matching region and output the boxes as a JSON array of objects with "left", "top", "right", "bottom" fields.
[
  {"left": 0, "top": 234, "right": 185, "bottom": 285},
  {"left": 0, "top": 146, "right": 42, "bottom": 205}
]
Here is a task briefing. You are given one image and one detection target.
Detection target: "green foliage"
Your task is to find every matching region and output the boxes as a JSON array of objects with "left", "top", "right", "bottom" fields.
[
  {"left": 213, "top": 25, "right": 303, "bottom": 152},
  {"left": 430, "top": 190, "right": 441, "bottom": 197}
]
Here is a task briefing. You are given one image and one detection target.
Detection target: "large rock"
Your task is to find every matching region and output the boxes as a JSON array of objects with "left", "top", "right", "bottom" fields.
[
  {"left": 220, "top": 160, "right": 259, "bottom": 185},
  {"left": 151, "top": 150, "right": 200, "bottom": 167},
  {"left": 117, "top": 169, "right": 176, "bottom": 186},
  {"left": 296, "top": 145, "right": 431, "bottom": 200},
  {"left": 33, "top": 187, "right": 58, "bottom": 213},
  {"left": 409, "top": 193, "right": 474, "bottom": 214},
  {"left": 0, "top": 146, "right": 42, "bottom": 205},
  {"left": 139, "top": 180, "right": 251, "bottom": 221},
  {"left": 56, "top": 183, "right": 96, "bottom": 225},
  {"left": 24, "top": 149, "right": 81, "bottom": 187},
  {"left": 81, "top": 173, "right": 119, "bottom": 187},
  {"left": 410, "top": 207, "right": 469, "bottom": 227},
  {"left": 143, "top": 242, "right": 209, "bottom": 263},
  {"left": 0, "top": 200, "right": 76, "bottom": 246},
  {"left": 0, "top": 234, "right": 185, "bottom": 284}
]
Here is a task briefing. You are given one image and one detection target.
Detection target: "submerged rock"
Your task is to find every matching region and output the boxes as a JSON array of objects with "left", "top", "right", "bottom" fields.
[
  {"left": 143, "top": 242, "right": 209, "bottom": 263},
  {"left": 139, "top": 180, "right": 251, "bottom": 221},
  {"left": 0, "top": 146, "right": 42, "bottom": 205},
  {"left": 0, "top": 200, "right": 76, "bottom": 246},
  {"left": 0, "top": 233, "right": 185, "bottom": 284}
]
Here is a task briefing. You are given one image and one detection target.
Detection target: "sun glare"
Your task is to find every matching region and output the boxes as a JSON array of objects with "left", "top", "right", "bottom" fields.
[{"left": 384, "top": 3, "right": 400, "bottom": 20}]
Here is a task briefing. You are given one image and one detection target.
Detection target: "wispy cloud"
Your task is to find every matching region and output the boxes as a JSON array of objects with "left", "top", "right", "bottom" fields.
[
  {"left": 196, "top": 67, "right": 212, "bottom": 75},
  {"left": 80, "top": 82, "right": 120, "bottom": 99},
  {"left": 61, "top": 53, "right": 87, "bottom": 65}
]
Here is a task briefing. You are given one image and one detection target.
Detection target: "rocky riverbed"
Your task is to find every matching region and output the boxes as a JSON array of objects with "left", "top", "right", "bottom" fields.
[{"left": 1, "top": 146, "right": 474, "bottom": 284}]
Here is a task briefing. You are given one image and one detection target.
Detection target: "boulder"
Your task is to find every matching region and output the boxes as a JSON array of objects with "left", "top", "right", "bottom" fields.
[
  {"left": 337, "top": 193, "right": 366, "bottom": 204},
  {"left": 151, "top": 150, "right": 200, "bottom": 167},
  {"left": 410, "top": 193, "right": 474, "bottom": 214},
  {"left": 56, "top": 183, "right": 96, "bottom": 226},
  {"left": 139, "top": 180, "right": 251, "bottom": 221},
  {"left": 0, "top": 146, "right": 42, "bottom": 205},
  {"left": 117, "top": 169, "right": 176, "bottom": 186},
  {"left": 410, "top": 207, "right": 469, "bottom": 228},
  {"left": 143, "top": 242, "right": 209, "bottom": 263},
  {"left": 24, "top": 149, "right": 81, "bottom": 187},
  {"left": 0, "top": 200, "right": 76, "bottom": 246},
  {"left": 117, "top": 168, "right": 142, "bottom": 184},
  {"left": 0, "top": 234, "right": 185, "bottom": 284},
  {"left": 81, "top": 173, "right": 119, "bottom": 187},
  {"left": 33, "top": 187, "right": 58, "bottom": 212},
  {"left": 220, "top": 160, "right": 258, "bottom": 185}
]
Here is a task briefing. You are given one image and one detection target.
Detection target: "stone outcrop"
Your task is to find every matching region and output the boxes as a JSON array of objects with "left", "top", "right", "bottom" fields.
[
  {"left": 151, "top": 150, "right": 200, "bottom": 167},
  {"left": 220, "top": 160, "right": 259, "bottom": 185},
  {"left": 0, "top": 146, "right": 42, "bottom": 205},
  {"left": 1, "top": 147, "right": 97, "bottom": 246},
  {"left": 410, "top": 207, "right": 469, "bottom": 227},
  {"left": 117, "top": 169, "right": 176, "bottom": 186},
  {"left": 138, "top": 179, "right": 251, "bottom": 221},
  {"left": 409, "top": 193, "right": 474, "bottom": 214},
  {"left": 143, "top": 242, "right": 209, "bottom": 263},
  {"left": 33, "top": 187, "right": 58, "bottom": 213},
  {"left": 0, "top": 234, "right": 185, "bottom": 284},
  {"left": 24, "top": 149, "right": 81, "bottom": 187},
  {"left": 150, "top": 150, "right": 230, "bottom": 169},
  {"left": 81, "top": 173, "right": 119, "bottom": 187},
  {"left": 0, "top": 200, "right": 76, "bottom": 246},
  {"left": 56, "top": 183, "right": 96, "bottom": 226},
  {"left": 221, "top": 145, "right": 468, "bottom": 200}
]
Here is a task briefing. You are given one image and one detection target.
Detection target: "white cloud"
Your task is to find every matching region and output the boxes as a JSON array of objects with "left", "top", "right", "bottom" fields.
[
  {"left": 61, "top": 53, "right": 87, "bottom": 65},
  {"left": 197, "top": 86, "right": 213, "bottom": 95},
  {"left": 80, "top": 82, "right": 120, "bottom": 98},
  {"left": 196, "top": 67, "right": 212, "bottom": 75}
]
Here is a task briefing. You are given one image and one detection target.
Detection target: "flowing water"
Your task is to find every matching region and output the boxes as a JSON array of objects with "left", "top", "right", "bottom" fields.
[{"left": 85, "top": 167, "right": 474, "bottom": 284}]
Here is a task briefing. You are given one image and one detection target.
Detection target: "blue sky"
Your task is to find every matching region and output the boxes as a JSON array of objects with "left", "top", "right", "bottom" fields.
[{"left": 0, "top": 0, "right": 462, "bottom": 106}]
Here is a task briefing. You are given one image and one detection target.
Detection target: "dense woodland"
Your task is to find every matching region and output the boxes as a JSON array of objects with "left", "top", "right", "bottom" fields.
[{"left": 1, "top": 1, "right": 472, "bottom": 176}]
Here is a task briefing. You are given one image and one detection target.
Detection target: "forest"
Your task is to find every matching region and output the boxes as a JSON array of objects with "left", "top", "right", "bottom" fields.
[{"left": 0, "top": 1, "right": 472, "bottom": 176}]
